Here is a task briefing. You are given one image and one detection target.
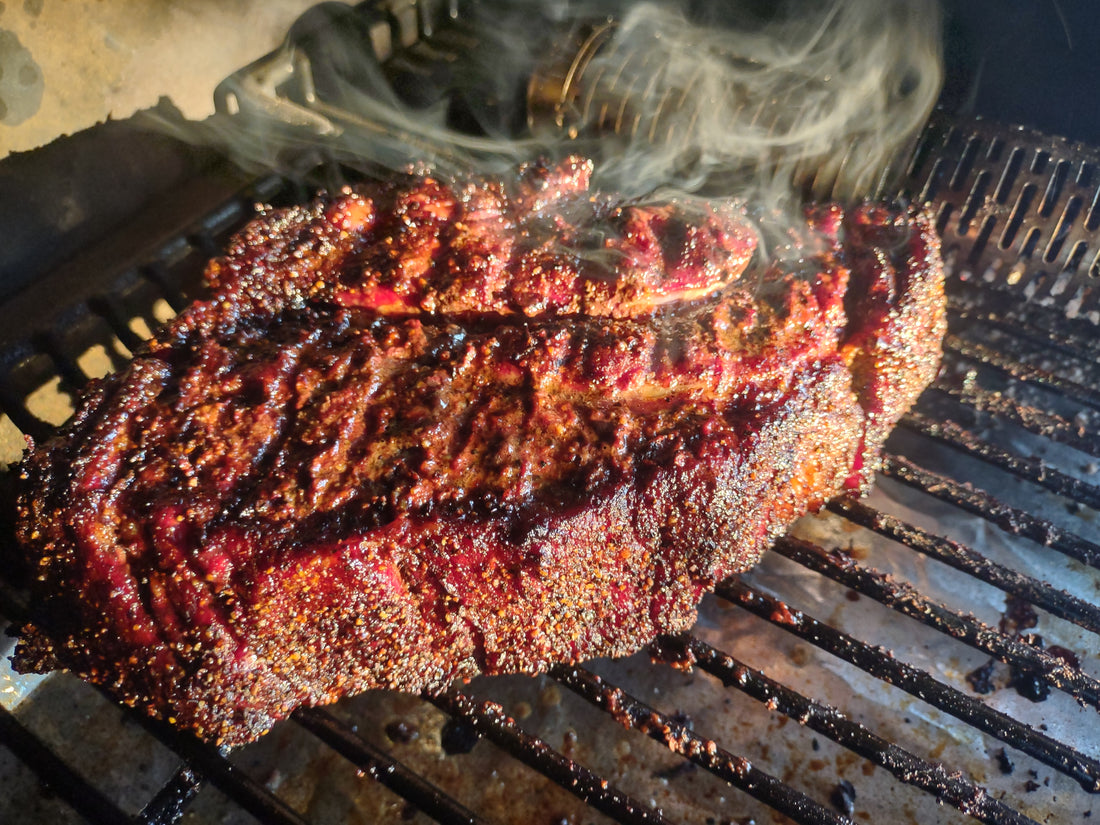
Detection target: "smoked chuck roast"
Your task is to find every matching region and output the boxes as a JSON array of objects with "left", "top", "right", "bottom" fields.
[{"left": 14, "top": 157, "right": 945, "bottom": 745}]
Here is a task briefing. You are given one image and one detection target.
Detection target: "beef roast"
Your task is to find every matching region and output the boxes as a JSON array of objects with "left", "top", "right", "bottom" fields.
[{"left": 13, "top": 157, "right": 945, "bottom": 746}]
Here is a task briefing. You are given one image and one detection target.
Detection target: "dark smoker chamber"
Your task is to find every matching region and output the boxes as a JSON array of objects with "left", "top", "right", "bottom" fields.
[{"left": 3, "top": 2, "right": 1100, "bottom": 824}]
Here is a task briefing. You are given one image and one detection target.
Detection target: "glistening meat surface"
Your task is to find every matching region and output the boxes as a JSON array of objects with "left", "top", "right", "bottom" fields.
[{"left": 14, "top": 158, "right": 945, "bottom": 745}]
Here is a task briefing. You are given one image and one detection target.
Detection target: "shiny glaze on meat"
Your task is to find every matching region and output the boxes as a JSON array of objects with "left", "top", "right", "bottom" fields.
[{"left": 14, "top": 158, "right": 945, "bottom": 745}]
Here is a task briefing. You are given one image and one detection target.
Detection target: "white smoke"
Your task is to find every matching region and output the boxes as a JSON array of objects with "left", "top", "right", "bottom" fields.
[
  {"left": 567, "top": 0, "right": 943, "bottom": 199},
  {"left": 144, "top": 0, "right": 942, "bottom": 204}
]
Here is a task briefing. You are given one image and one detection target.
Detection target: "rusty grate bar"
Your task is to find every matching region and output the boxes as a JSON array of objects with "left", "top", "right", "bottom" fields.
[
  {"left": 676, "top": 632, "right": 1047, "bottom": 824},
  {"left": 428, "top": 692, "right": 672, "bottom": 825},
  {"left": 881, "top": 455, "right": 1100, "bottom": 569},
  {"left": 715, "top": 579, "right": 1100, "bottom": 793},
  {"left": 293, "top": 706, "right": 488, "bottom": 825},
  {"left": 771, "top": 535, "right": 1100, "bottom": 710},
  {"left": 552, "top": 664, "right": 853, "bottom": 825},
  {"left": 827, "top": 497, "right": 1100, "bottom": 635}
]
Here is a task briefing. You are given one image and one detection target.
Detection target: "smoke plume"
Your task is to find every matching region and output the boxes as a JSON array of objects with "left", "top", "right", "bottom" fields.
[{"left": 146, "top": 0, "right": 942, "bottom": 206}]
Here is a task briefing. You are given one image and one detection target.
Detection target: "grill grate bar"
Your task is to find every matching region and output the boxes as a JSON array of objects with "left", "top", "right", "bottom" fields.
[
  {"left": 0, "top": 704, "right": 133, "bottom": 825},
  {"left": 134, "top": 766, "right": 203, "bottom": 825},
  {"left": 552, "top": 664, "right": 853, "bottom": 825},
  {"left": 715, "top": 579, "right": 1100, "bottom": 792},
  {"left": 947, "top": 299, "right": 1100, "bottom": 364},
  {"left": 89, "top": 297, "right": 148, "bottom": 356},
  {"left": 913, "top": 111, "right": 1100, "bottom": 321},
  {"left": 130, "top": 714, "right": 309, "bottom": 825},
  {"left": 943, "top": 335, "right": 1100, "bottom": 412},
  {"left": 140, "top": 264, "right": 189, "bottom": 315},
  {"left": 293, "top": 707, "right": 488, "bottom": 825},
  {"left": 882, "top": 455, "right": 1100, "bottom": 569},
  {"left": 428, "top": 692, "right": 672, "bottom": 825},
  {"left": 37, "top": 333, "right": 94, "bottom": 390},
  {"left": 0, "top": 380, "right": 54, "bottom": 444},
  {"left": 4, "top": 104, "right": 1100, "bottom": 824},
  {"left": 900, "top": 411, "right": 1100, "bottom": 512},
  {"left": 678, "top": 631, "right": 1048, "bottom": 823},
  {"left": 429, "top": 695, "right": 668, "bottom": 822},
  {"left": 827, "top": 497, "right": 1100, "bottom": 636},
  {"left": 772, "top": 536, "right": 1100, "bottom": 710},
  {"left": 925, "top": 383, "right": 1100, "bottom": 458}
]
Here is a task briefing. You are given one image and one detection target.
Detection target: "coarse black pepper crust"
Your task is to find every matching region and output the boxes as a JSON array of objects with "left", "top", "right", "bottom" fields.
[{"left": 13, "top": 158, "right": 945, "bottom": 746}]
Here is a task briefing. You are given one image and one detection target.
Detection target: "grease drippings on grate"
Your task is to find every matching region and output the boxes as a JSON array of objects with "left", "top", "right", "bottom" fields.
[
  {"left": 4, "top": 6, "right": 1100, "bottom": 819},
  {"left": 2, "top": 146, "right": 1100, "bottom": 825}
]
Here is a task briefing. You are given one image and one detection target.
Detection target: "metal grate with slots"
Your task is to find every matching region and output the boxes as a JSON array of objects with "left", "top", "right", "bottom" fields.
[{"left": 3, "top": 4, "right": 1100, "bottom": 825}]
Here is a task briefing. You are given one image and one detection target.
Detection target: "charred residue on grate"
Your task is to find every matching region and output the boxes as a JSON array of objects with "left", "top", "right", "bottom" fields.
[{"left": 2, "top": 2, "right": 1100, "bottom": 825}]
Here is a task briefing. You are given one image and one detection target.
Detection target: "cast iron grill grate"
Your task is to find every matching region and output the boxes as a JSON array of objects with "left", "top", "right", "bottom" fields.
[{"left": 4, "top": 5, "right": 1100, "bottom": 825}]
